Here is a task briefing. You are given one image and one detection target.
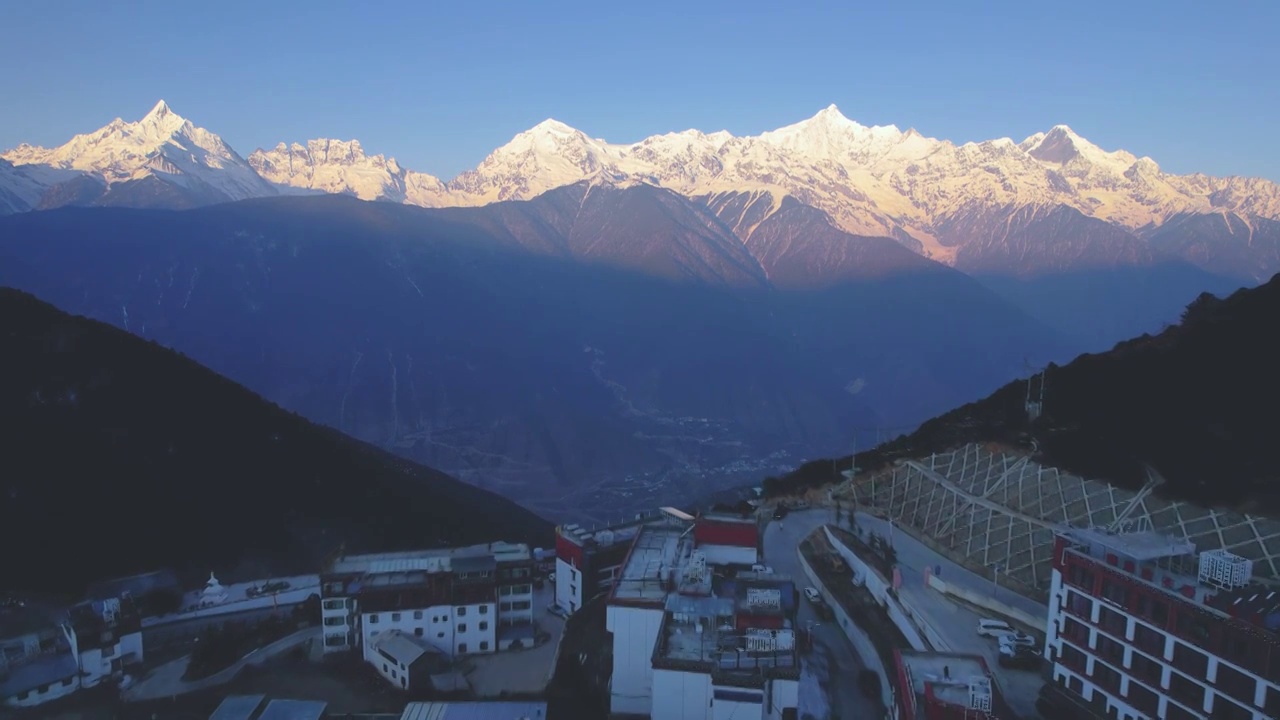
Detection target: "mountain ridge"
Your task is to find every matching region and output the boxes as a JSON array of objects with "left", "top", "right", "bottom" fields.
[{"left": 5, "top": 101, "right": 1280, "bottom": 284}]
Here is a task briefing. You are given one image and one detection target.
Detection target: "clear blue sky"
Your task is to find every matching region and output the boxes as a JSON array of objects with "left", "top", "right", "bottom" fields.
[{"left": 1, "top": 0, "right": 1276, "bottom": 181}]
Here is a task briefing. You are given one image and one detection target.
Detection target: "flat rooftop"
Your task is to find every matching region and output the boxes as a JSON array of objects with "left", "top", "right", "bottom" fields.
[
  {"left": 899, "top": 651, "right": 993, "bottom": 717},
  {"left": 611, "top": 522, "right": 710, "bottom": 604},
  {"left": 558, "top": 520, "right": 645, "bottom": 550},
  {"left": 256, "top": 699, "right": 328, "bottom": 720},
  {"left": 208, "top": 695, "right": 266, "bottom": 720},
  {"left": 401, "top": 701, "right": 549, "bottom": 720},
  {"left": 331, "top": 542, "right": 530, "bottom": 575},
  {"left": 659, "top": 612, "right": 797, "bottom": 673},
  {"left": 1065, "top": 527, "right": 1197, "bottom": 562}
]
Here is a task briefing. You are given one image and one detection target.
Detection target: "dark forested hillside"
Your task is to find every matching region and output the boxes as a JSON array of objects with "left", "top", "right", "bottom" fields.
[
  {"left": 767, "top": 274, "right": 1280, "bottom": 512},
  {"left": 0, "top": 288, "right": 551, "bottom": 594}
]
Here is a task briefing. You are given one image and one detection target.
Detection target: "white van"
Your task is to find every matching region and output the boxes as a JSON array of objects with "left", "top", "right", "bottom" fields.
[{"left": 977, "top": 619, "right": 1015, "bottom": 637}]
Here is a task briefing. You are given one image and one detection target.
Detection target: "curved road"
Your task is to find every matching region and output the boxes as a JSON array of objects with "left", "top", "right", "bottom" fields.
[
  {"left": 763, "top": 509, "right": 882, "bottom": 720},
  {"left": 124, "top": 626, "right": 321, "bottom": 701}
]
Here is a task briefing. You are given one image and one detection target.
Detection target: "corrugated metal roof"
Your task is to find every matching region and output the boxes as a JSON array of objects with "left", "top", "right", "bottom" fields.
[
  {"left": 371, "top": 630, "right": 435, "bottom": 666},
  {"left": 256, "top": 699, "right": 328, "bottom": 720},
  {"left": 207, "top": 695, "right": 266, "bottom": 720},
  {"left": 400, "top": 702, "right": 548, "bottom": 720}
]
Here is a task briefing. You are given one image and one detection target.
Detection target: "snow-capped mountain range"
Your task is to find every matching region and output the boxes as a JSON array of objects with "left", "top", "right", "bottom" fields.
[{"left": 5, "top": 100, "right": 1280, "bottom": 278}]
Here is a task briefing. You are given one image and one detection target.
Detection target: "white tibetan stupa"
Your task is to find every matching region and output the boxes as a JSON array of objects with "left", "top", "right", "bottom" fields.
[{"left": 199, "top": 571, "right": 229, "bottom": 607}]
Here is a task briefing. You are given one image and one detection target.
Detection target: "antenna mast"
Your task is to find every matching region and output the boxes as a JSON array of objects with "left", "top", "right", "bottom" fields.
[{"left": 1024, "top": 360, "right": 1046, "bottom": 422}]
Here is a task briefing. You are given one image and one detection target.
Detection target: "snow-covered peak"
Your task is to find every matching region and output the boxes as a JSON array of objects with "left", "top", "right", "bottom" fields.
[
  {"left": 143, "top": 99, "right": 177, "bottom": 123},
  {"left": 1, "top": 100, "right": 274, "bottom": 203},
  {"left": 249, "top": 137, "right": 443, "bottom": 203},
  {"left": 526, "top": 118, "right": 579, "bottom": 137}
]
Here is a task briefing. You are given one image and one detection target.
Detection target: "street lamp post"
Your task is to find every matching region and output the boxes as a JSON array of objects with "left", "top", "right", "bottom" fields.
[{"left": 991, "top": 564, "right": 1001, "bottom": 599}]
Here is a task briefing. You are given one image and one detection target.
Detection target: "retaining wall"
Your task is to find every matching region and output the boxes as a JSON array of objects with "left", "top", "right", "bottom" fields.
[
  {"left": 795, "top": 547, "right": 894, "bottom": 714},
  {"left": 822, "top": 527, "right": 928, "bottom": 651},
  {"left": 925, "top": 574, "right": 1046, "bottom": 632}
]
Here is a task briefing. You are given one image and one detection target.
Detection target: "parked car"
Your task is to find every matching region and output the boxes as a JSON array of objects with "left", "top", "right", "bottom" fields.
[
  {"left": 804, "top": 587, "right": 821, "bottom": 603},
  {"left": 998, "top": 644, "right": 1043, "bottom": 671},
  {"left": 976, "top": 619, "right": 1015, "bottom": 637},
  {"left": 997, "top": 630, "right": 1037, "bottom": 648}
]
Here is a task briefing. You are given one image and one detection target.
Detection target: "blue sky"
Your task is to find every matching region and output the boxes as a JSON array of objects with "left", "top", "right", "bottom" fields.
[{"left": 1, "top": 0, "right": 1276, "bottom": 181}]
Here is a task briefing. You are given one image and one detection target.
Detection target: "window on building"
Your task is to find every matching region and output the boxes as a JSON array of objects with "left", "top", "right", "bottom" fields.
[
  {"left": 1168, "top": 671, "right": 1205, "bottom": 710},
  {"left": 458, "top": 624, "right": 467, "bottom": 633},
  {"left": 392, "top": 613, "right": 401, "bottom": 622},
  {"left": 413, "top": 610, "right": 423, "bottom": 620},
  {"left": 457, "top": 607, "right": 467, "bottom": 616},
  {"left": 1096, "top": 635, "right": 1124, "bottom": 665},
  {"left": 458, "top": 643, "right": 467, "bottom": 654},
  {"left": 437, "top": 632, "right": 444, "bottom": 638},
  {"left": 1067, "top": 590, "right": 1091, "bottom": 618},
  {"left": 368, "top": 614, "right": 379, "bottom": 623},
  {"left": 570, "top": 585, "right": 577, "bottom": 597},
  {"left": 383, "top": 663, "right": 388, "bottom": 672},
  {"left": 500, "top": 601, "right": 512, "bottom": 612},
  {"left": 1172, "top": 642, "right": 1209, "bottom": 679},
  {"left": 322, "top": 599, "right": 345, "bottom": 610},
  {"left": 1215, "top": 661, "right": 1254, "bottom": 706},
  {"left": 1067, "top": 564, "right": 1095, "bottom": 591},
  {"left": 1175, "top": 611, "right": 1209, "bottom": 643},
  {"left": 511, "top": 600, "right": 531, "bottom": 611},
  {"left": 480, "top": 641, "right": 490, "bottom": 651},
  {"left": 480, "top": 605, "right": 489, "bottom": 614},
  {"left": 401, "top": 677, "right": 406, "bottom": 688},
  {"left": 1101, "top": 579, "right": 1128, "bottom": 606},
  {"left": 479, "top": 621, "right": 488, "bottom": 631},
  {"left": 1091, "top": 662, "right": 1122, "bottom": 694},
  {"left": 1099, "top": 606, "right": 1126, "bottom": 635}
]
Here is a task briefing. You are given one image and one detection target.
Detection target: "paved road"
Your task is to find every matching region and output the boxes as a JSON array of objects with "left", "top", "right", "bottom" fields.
[
  {"left": 853, "top": 512, "right": 1046, "bottom": 719},
  {"left": 124, "top": 626, "right": 321, "bottom": 701},
  {"left": 763, "top": 509, "right": 882, "bottom": 720}
]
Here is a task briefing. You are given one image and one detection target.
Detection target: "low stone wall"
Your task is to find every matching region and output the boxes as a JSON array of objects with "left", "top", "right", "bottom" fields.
[{"left": 926, "top": 574, "right": 1046, "bottom": 632}]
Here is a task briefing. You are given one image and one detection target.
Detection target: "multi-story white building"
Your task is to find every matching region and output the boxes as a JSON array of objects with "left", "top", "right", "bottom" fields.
[
  {"left": 1045, "top": 527, "right": 1280, "bottom": 720},
  {"left": 67, "top": 596, "right": 144, "bottom": 689},
  {"left": 320, "top": 542, "right": 535, "bottom": 667}
]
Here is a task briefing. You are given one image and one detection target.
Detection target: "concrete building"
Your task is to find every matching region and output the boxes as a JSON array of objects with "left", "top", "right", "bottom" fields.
[
  {"left": 650, "top": 589, "right": 800, "bottom": 720},
  {"left": 0, "top": 604, "right": 79, "bottom": 709},
  {"left": 607, "top": 511, "right": 706, "bottom": 717},
  {"left": 320, "top": 542, "right": 534, "bottom": 666},
  {"left": 554, "top": 516, "right": 651, "bottom": 615},
  {"left": 1046, "top": 526, "right": 1280, "bottom": 720},
  {"left": 368, "top": 630, "right": 447, "bottom": 693},
  {"left": 893, "top": 650, "right": 999, "bottom": 720},
  {"left": 692, "top": 512, "right": 761, "bottom": 568},
  {"left": 66, "top": 595, "right": 144, "bottom": 689}
]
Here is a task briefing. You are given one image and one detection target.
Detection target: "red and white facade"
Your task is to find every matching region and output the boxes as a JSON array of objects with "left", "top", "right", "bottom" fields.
[
  {"left": 693, "top": 513, "right": 761, "bottom": 567},
  {"left": 1046, "top": 528, "right": 1280, "bottom": 720}
]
